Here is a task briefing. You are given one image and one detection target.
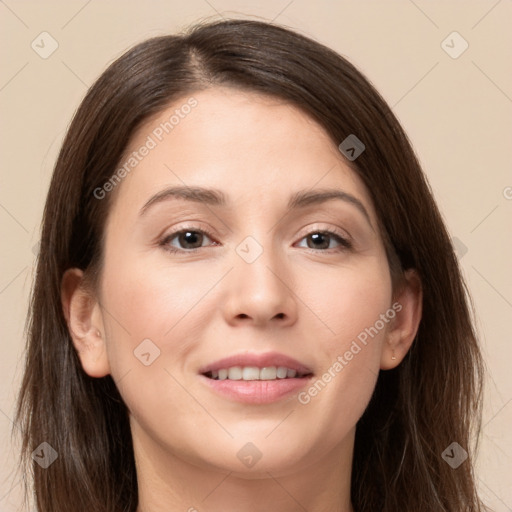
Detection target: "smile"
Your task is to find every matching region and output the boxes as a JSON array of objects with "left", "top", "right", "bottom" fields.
[
  {"left": 204, "top": 366, "right": 310, "bottom": 380},
  {"left": 199, "top": 351, "right": 314, "bottom": 404}
]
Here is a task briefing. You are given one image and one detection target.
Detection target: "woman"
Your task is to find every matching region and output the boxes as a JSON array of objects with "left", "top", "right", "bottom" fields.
[{"left": 15, "top": 18, "right": 488, "bottom": 512}]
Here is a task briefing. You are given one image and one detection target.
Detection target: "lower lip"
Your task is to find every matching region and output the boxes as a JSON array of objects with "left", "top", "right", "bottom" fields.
[{"left": 200, "top": 374, "right": 313, "bottom": 404}]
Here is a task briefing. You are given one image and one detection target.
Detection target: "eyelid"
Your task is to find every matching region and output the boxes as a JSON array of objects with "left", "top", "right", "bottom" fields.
[{"left": 295, "top": 223, "right": 352, "bottom": 244}]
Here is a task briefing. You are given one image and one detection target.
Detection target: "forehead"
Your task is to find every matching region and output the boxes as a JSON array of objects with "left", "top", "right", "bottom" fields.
[{"left": 107, "top": 87, "right": 376, "bottom": 222}]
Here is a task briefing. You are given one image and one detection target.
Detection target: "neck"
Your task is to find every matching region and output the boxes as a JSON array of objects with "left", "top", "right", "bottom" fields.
[{"left": 133, "top": 423, "right": 355, "bottom": 512}]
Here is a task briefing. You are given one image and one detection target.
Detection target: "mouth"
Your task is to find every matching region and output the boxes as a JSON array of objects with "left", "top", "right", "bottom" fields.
[
  {"left": 203, "top": 366, "right": 312, "bottom": 381},
  {"left": 198, "top": 352, "right": 314, "bottom": 404}
]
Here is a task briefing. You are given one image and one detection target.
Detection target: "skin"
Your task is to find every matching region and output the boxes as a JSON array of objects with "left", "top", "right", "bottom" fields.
[{"left": 61, "top": 87, "right": 422, "bottom": 512}]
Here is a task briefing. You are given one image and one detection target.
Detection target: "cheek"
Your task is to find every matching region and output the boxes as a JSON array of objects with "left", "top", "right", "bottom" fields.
[
  {"left": 98, "top": 255, "right": 220, "bottom": 441},
  {"left": 100, "top": 253, "right": 217, "bottom": 356},
  {"left": 297, "top": 255, "right": 392, "bottom": 353},
  {"left": 292, "top": 258, "right": 391, "bottom": 426},
  {"left": 98, "top": 252, "right": 226, "bottom": 416}
]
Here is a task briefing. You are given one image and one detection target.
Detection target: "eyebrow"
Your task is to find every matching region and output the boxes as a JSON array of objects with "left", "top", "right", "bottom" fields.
[{"left": 139, "top": 185, "right": 373, "bottom": 227}]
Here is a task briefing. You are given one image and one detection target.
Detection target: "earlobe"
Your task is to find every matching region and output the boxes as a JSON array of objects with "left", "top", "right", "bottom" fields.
[
  {"left": 61, "top": 268, "right": 110, "bottom": 378},
  {"left": 380, "top": 269, "right": 423, "bottom": 370}
]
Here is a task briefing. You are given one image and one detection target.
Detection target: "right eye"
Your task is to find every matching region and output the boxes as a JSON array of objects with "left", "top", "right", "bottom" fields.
[{"left": 159, "top": 227, "right": 218, "bottom": 253}]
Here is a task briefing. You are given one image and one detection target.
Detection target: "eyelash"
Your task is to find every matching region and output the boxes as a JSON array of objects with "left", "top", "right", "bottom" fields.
[{"left": 158, "top": 225, "right": 353, "bottom": 254}]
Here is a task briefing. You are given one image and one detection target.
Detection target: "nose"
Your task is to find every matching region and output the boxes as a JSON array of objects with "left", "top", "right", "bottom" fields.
[{"left": 222, "top": 241, "right": 298, "bottom": 329}]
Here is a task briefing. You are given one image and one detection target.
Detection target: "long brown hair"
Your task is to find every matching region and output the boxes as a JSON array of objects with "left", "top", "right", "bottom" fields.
[{"left": 15, "top": 18, "right": 487, "bottom": 511}]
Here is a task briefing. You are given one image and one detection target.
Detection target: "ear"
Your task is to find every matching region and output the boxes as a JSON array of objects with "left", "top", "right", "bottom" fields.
[
  {"left": 61, "top": 268, "right": 110, "bottom": 377},
  {"left": 380, "top": 269, "right": 423, "bottom": 370}
]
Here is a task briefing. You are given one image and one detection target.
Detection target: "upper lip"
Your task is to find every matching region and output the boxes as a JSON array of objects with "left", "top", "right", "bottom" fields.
[{"left": 198, "top": 351, "right": 313, "bottom": 375}]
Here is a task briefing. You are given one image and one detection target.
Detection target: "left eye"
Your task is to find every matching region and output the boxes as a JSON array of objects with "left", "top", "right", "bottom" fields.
[{"left": 295, "top": 231, "right": 351, "bottom": 251}]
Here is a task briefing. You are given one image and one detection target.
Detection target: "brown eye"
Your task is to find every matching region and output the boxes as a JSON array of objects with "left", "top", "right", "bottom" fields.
[
  {"left": 296, "top": 231, "right": 352, "bottom": 251},
  {"left": 307, "top": 232, "right": 330, "bottom": 249},
  {"left": 160, "top": 228, "right": 216, "bottom": 253},
  {"left": 175, "top": 231, "right": 205, "bottom": 249}
]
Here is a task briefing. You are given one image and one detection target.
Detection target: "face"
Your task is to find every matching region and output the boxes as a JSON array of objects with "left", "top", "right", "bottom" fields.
[{"left": 67, "top": 87, "right": 415, "bottom": 479}]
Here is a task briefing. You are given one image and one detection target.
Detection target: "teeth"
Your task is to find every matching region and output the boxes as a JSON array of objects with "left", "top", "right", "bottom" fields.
[
  {"left": 228, "top": 367, "right": 242, "bottom": 380},
  {"left": 260, "top": 367, "right": 277, "bottom": 380},
  {"left": 209, "top": 366, "right": 306, "bottom": 381},
  {"left": 242, "top": 366, "right": 260, "bottom": 380},
  {"left": 276, "top": 366, "right": 288, "bottom": 378}
]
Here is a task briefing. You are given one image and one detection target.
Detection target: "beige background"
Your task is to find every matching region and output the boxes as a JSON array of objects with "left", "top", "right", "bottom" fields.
[{"left": 1, "top": 1, "right": 511, "bottom": 510}]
